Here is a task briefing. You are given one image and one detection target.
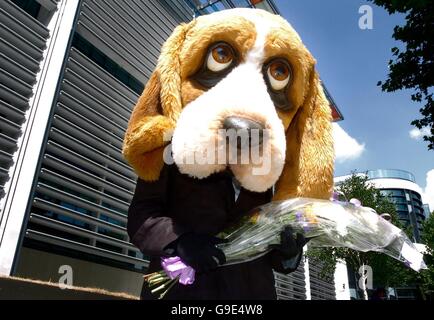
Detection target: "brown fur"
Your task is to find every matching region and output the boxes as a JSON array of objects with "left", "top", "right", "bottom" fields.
[
  {"left": 123, "top": 71, "right": 176, "bottom": 181},
  {"left": 178, "top": 17, "right": 256, "bottom": 78},
  {"left": 274, "top": 70, "right": 334, "bottom": 200}
]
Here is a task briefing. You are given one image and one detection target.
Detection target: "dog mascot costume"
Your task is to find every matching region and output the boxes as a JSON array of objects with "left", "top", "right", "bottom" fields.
[{"left": 123, "top": 8, "right": 334, "bottom": 300}]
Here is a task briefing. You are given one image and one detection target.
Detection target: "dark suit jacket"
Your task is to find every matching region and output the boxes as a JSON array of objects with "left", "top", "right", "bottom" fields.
[{"left": 127, "top": 164, "right": 298, "bottom": 300}]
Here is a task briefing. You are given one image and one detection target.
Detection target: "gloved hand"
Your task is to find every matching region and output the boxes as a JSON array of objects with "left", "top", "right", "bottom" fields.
[
  {"left": 166, "top": 233, "right": 227, "bottom": 273},
  {"left": 268, "top": 226, "right": 308, "bottom": 273}
]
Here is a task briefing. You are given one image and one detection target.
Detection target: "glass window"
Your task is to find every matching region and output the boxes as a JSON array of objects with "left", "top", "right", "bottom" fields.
[
  {"left": 201, "top": 6, "right": 217, "bottom": 13},
  {"left": 211, "top": 1, "right": 227, "bottom": 10},
  {"left": 98, "top": 228, "right": 124, "bottom": 241},
  {"left": 391, "top": 197, "right": 407, "bottom": 204},
  {"left": 367, "top": 169, "right": 415, "bottom": 182},
  {"left": 71, "top": 33, "right": 144, "bottom": 95},
  {"left": 231, "top": 0, "right": 252, "bottom": 7},
  {"left": 95, "top": 241, "right": 123, "bottom": 254},
  {"left": 398, "top": 212, "right": 409, "bottom": 220},
  {"left": 382, "top": 189, "right": 405, "bottom": 197},
  {"left": 10, "top": 0, "right": 41, "bottom": 19},
  {"left": 252, "top": 0, "right": 276, "bottom": 13},
  {"left": 57, "top": 214, "right": 90, "bottom": 229},
  {"left": 396, "top": 204, "right": 409, "bottom": 211},
  {"left": 100, "top": 214, "right": 125, "bottom": 228}
]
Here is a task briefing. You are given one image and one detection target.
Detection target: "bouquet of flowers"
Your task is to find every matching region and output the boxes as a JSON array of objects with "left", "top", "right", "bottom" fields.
[{"left": 144, "top": 197, "right": 427, "bottom": 299}]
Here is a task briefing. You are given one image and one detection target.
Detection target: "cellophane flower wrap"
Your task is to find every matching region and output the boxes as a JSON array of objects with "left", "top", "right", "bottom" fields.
[{"left": 144, "top": 198, "right": 427, "bottom": 299}]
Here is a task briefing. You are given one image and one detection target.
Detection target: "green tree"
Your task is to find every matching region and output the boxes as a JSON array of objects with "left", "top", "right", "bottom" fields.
[
  {"left": 369, "top": 0, "right": 434, "bottom": 150},
  {"left": 308, "top": 173, "right": 415, "bottom": 299},
  {"left": 412, "top": 211, "right": 434, "bottom": 299}
]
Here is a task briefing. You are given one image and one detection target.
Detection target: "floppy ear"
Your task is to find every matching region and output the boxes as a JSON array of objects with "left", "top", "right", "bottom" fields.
[
  {"left": 122, "top": 23, "right": 192, "bottom": 181},
  {"left": 273, "top": 70, "right": 334, "bottom": 200}
]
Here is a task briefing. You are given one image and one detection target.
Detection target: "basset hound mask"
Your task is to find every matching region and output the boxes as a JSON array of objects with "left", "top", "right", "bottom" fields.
[{"left": 123, "top": 8, "right": 334, "bottom": 200}]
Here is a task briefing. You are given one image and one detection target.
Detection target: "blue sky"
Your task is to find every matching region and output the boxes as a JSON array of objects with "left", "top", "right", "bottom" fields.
[{"left": 275, "top": 0, "right": 434, "bottom": 206}]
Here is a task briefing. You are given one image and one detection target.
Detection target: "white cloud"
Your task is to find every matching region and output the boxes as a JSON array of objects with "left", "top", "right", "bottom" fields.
[
  {"left": 332, "top": 123, "right": 366, "bottom": 163},
  {"left": 409, "top": 127, "right": 430, "bottom": 140},
  {"left": 421, "top": 169, "right": 434, "bottom": 212}
]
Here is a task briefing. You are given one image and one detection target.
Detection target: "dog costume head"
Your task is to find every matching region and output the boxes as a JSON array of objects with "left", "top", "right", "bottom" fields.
[{"left": 123, "top": 8, "right": 334, "bottom": 200}]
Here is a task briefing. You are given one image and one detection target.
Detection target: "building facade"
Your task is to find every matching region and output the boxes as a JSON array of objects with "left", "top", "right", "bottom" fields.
[
  {"left": 0, "top": 0, "right": 193, "bottom": 295},
  {"left": 1, "top": 0, "right": 339, "bottom": 298},
  {"left": 368, "top": 169, "right": 429, "bottom": 242}
]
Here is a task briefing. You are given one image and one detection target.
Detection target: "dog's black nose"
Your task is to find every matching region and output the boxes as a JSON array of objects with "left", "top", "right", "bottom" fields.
[{"left": 223, "top": 116, "right": 264, "bottom": 148}]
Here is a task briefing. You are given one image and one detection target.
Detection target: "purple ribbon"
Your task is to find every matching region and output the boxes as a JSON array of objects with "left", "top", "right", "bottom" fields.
[{"left": 161, "top": 256, "right": 195, "bottom": 285}]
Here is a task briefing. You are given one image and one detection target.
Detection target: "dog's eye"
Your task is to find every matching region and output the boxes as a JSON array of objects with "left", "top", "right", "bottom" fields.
[
  {"left": 192, "top": 42, "right": 237, "bottom": 89},
  {"left": 207, "top": 43, "right": 234, "bottom": 72},
  {"left": 267, "top": 60, "right": 291, "bottom": 91}
]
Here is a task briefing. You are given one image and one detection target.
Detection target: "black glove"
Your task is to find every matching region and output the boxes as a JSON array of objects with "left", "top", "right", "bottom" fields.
[
  {"left": 166, "top": 233, "right": 227, "bottom": 274},
  {"left": 268, "top": 226, "right": 308, "bottom": 273}
]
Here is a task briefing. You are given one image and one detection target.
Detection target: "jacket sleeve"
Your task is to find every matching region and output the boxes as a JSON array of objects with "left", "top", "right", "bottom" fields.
[{"left": 127, "top": 166, "right": 189, "bottom": 256}]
